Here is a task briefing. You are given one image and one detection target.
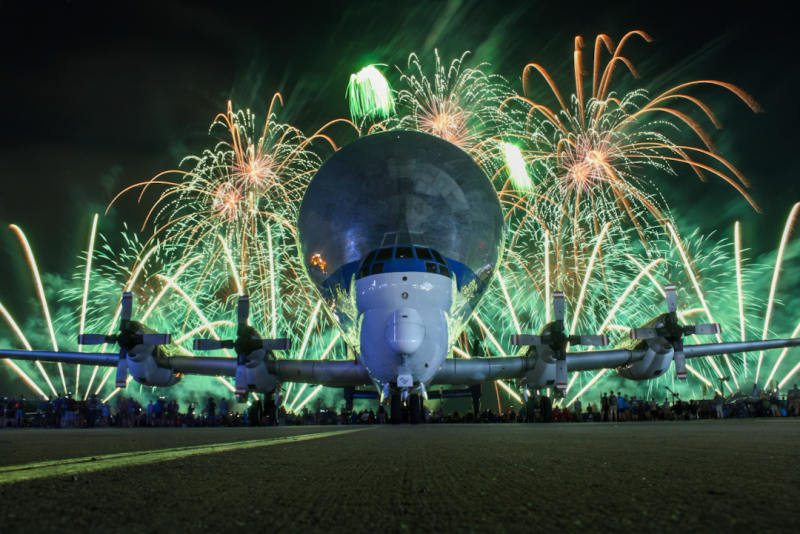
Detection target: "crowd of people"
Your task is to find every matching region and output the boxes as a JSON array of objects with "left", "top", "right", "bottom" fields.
[{"left": 2, "top": 384, "right": 799, "bottom": 428}]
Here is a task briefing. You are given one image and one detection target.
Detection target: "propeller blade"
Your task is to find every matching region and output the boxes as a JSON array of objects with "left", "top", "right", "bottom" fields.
[
  {"left": 510, "top": 334, "right": 543, "bottom": 346},
  {"left": 523, "top": 384, "right": 530, "bottom": 402},
  {"left": 576, "top": 334, "right": 610, "bottom": 347},
  {"left": 664, "top": 284, "right": 678, "bottom": 314},
  {"left": 419, "top": 382, "right": 428, "bottom": 401},
  {"left": 672, "top": 338, "right": 687, "bottom": 380},
  {"left": 630, "top": 328, "right": 658, "bottom": 341},
  {"left": 555, "top": 359, "right": 568, "bottom": 392},
  {"left": 193, "top": 339, "right": 224, "bottom": 351},
  {"left": 237, "top": 295, "right": 250, "bottom": 325},
  {"left": 115, "top": 346, "right": 129, "bottom": 388},
  {"left": 553, "top": 291, "right": 566, "bottom": 322},
  {"left": 78, "top": 334, "right": 115, "bottom": 345},
  {"left": 689, "top": 323, "right": 722, "bottom": 336},
  {"left": 120, "top": 292, "right": 133, "bottom": 324},
  {"left": 380, "top": 383, "right": 389, "bottom": 403},
  {"left": 143, "top": 333, "right": 172, "bottom": 345},
  {"left": 261, "top": 338, "right": 292, "bottom": 351},
  {"left": 234, "top": 362, "right": 248, "bottom": 397}
]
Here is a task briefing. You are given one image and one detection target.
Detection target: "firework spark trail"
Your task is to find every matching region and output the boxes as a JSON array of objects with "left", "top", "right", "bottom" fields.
[
  {"left": 563, "top": 257, "right": 663, "bottom": 404},
  {"left": 758, "top": 202, "right": 800, "bottom": 386},
  {"left": 544, "top": 231, "right": 551, "bottom": 323},
  {"left": 88, "top": 244, "right": 165, "bottom": 395},
  {"left": 76, "top": 214, "right": 99, "bottom": 399},
  {"left": 0, "top": 301, "right": 51, "bottom": 396},
  {"left": 667, "top": 224, "right": 734, "bottom": 392},
  {"left": 266, "top": 223, "right": 277, "bottom": 338},
  {"left": 496, "top": 272, "right": 521, "bottom": 334},
  {"left": 217, "top": 235, "right": 243, "bottom": 294},
  {"left": 154, "top": 274, "right": 230, "bottom": 356},
  {"left": 9, "top": 225, "right": 66, "bottom": 394},
  {"left": 287, "top": 331, "right": 341, "bottom": 412},
  {"left": 734, "top": 221, "right": 747, "bottom": 378},
  {"left": 284, "top": 299, "right": 323, "bottom": 406},
  {"left": 471, "top": 314, "right": 522, "bottom": 404},
  {"left": 569, "top": 222, "right": 611, "bottom": 335}
]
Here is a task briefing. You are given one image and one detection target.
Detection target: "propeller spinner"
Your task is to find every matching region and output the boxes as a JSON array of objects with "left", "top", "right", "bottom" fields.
[
  {"left": 77, "top": 292, "right": 173, "bottom": 388},
  {"left": 193, "top": 295, "right": 291, "bottom": 402},
  {"left": 629, "top": 284, "right": 721, "bottom": 380},
  {"left": 511, "top": 291, "right": 610, "bottom": 393}
]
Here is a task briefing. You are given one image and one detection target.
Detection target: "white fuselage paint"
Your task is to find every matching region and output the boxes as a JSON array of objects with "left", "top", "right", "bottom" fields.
[{"left": 356, "top": 271, "right": 452, "bottom": 390}]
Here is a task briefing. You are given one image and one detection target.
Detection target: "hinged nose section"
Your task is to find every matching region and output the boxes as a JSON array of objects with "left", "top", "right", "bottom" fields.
[{"left": 385, "top": 307, "right": 425, "bottom": 357}]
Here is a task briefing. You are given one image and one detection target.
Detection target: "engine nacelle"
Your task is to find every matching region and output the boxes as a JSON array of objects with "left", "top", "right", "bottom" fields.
[
  {"left": 520, "top": 347, "right": 557, "bottom": 390},
  {"left": 128, "top": 344, "right": 183, "bottom": 388},
  {"left": 125, "top": 323, "right": 183, "bottom": 388},
  {"left": 616, "top": 339, "right": 673, "bottom": 381},
  {"left": 246, "top": 360, "right": 280, "bottom": 393}
]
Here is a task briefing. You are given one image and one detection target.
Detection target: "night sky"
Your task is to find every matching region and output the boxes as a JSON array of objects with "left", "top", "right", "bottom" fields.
[{"left": 0, "top": 1, "right": 798, "bottom": 345}]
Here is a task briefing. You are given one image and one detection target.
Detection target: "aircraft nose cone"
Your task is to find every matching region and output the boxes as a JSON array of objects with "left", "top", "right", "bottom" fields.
[{"left": 385, "top": 307, "right": 425, "bottom": 356}]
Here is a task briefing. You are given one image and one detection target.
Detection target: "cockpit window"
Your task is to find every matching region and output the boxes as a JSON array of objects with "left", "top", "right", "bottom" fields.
[
  {"left": 375, "top": 248, "right": 393, "bottom": 262},
  {"left": 371, "top": 263, "right": 384, "bottom": 275},
  {"left": 425, "top": 262, "right": 438, "bottom": 274},
  {"left": 415, "top": 247, "right": 433, "bottom": 261},
  {"left": 363, "top": 250, "right": 377, "bottom": 265},
  {"left": 438, "top": 264, "right": 450, "bottom": 278},
  {"left": 431, "top": 249, "right": 445, "bottom": 264},
  {"left": 395, "top": 246, "right": 414, "bottom": 259},
  {"left": 359, "top": 266, "right": 370, "bottom": 279}
]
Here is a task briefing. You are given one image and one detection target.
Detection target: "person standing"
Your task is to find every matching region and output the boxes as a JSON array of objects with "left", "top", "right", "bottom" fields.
[
  {"left": 600, "top": 393, "right": 609, "bottom": 422},
  {"left": 14, "top": 395, "right": 26, "bottom": 428},
  {"left": 608, "top": 391, "right": 618, "bottom": 422},
  {"left": 649, "top": 398, "right": 658, "bottom": 421},
  {"left": 662, "top": 397, "right": 671, "bottom": 420},
  {"left": 713, "top": 392, "right": 724, "bottom": 419},
  {"left": 574, "top": 398, "right": 583, "bottom": 422},
  {"left": 203, "top": 398, "right": 217, "bottom": 427},
  {"left": 789, "top": 384, "right": 800, "bottom": 416},
  {"left": 219, "top": 398, "right": 229, "bottom": 426}
]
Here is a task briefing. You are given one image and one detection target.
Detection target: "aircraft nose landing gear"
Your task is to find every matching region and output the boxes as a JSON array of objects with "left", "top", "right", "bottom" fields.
[
  {"left": 390, "top": 390, "right": 423, "bottom": 425},
  {"left": 390, "top": 392, "right": 402, "bottom": 425}
]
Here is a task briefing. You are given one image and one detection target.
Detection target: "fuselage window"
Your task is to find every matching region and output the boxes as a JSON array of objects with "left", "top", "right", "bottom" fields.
[
  {"left": 425, "top": 262, "right": 438, "bottom": 274},
  {"left": 431, "top": 249, "right": 445, "bottom": 264},
  {"left": 415, "top": 247, "right": 433, "bottom": 261},
  {"left": 375, "top": 248, "right": 393, "bottom": 262},
  {"left": 438, "top": 264, "right": 450, "bottom": 278},
  {"left": 371, "top": 262, "right": 384, "bottom": 275},
  {"left": 395, "top": 246, "right": 414, "bottom": 259},
  {"left": 363, "top": 250, "right": 377, "bottom": 265}
]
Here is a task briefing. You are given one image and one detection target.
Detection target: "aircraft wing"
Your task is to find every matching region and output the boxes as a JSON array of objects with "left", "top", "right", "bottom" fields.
[
  {"left": 0, "top": 349, "right": 372, "bottom": 387},
  {"left": 429, "top": 337, "right": 800, "bottom": 385}
]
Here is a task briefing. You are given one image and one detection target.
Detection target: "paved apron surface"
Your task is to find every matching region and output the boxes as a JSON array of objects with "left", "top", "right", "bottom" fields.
[{"left": 0, "top": 420, "right": 797, "bottom": 533}]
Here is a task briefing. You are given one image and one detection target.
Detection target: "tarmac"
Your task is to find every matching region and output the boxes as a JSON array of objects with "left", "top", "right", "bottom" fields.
[{"left": 0, "top": 419, "right": 797, "bottom": 533}]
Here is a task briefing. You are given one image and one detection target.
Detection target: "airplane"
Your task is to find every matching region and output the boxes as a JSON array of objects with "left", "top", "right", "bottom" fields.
[{"left": 2, "top": 130, "right": 799, "bottom": 424}]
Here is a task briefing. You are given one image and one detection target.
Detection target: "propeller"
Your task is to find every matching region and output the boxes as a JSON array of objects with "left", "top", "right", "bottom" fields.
[
  {"left": 193, "top": 295, "right": 291, "bottom": 402},
  {"left": 629, "top": 284, "right": 721, "bottom": 380},
  {"left": 511, "top": 291, "right": 610, "bottom": 392},
  {"left": 78, "top": 292, "right": 172, "bottom": 389}
]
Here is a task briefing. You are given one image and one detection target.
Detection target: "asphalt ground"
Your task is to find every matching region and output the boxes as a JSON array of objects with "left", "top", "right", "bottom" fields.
[{"left": 0, "top": 420, "right": 797, "bottom": 533}]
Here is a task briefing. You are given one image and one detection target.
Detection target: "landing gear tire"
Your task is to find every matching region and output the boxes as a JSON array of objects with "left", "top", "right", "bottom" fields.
[
  {"left": 390, "top": 393, "right": 402, "bottom": 425},
  {"left": 410, "top": 394, "right": 421, "bottom": 425}
]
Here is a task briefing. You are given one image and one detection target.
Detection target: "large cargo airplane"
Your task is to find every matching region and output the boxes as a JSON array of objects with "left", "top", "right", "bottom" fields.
[{"left": 2, "top": 131, "right": 798, "bottom": 424}]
